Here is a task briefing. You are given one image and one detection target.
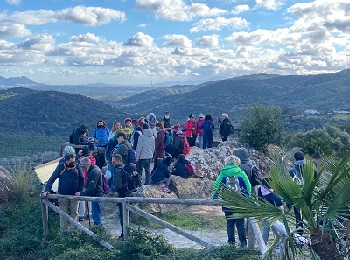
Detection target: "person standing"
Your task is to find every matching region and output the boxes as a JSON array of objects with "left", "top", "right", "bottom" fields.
[
  {"left": 136, "top": 124, "right": 155, "bottom": 185},
  {"left": 115, "top": 132, "right": 132, "bottom": 165},
  {"left": 42, "top": 153, "right": 84, "bottom": 229},
  {"left": 184, "top": 114, "right": 197, "bottom": 147},
  {"left": 93, "top": 120, "right": 110, "bottom": 169},
  {"left": 80, "top": 157, "right": 104, "bottom": 226},
  {"left": 211, "top": 155, "right": 251, "bottom": 247},
  {"left": 196, "top": 114, "right": 205, "bottom": 148},
  {"left": 219, "top": 113, "right": 233, "bottom": 142},
  {"left": 200, "top": 114, "right": 214, "bottom": 149}
]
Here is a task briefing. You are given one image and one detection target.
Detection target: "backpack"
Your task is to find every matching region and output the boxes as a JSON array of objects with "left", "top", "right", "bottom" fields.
[
  {"left": 59, "top": 164, "right": 78, "bottom": 175},
  {"left": 229, "top": 123, "right": 234, "bottom": 135},
  {"left": 122, "top": 166, "right": 141, "bottom": 193},
  {"left": 183, "top": 138, "right": 190, "bottom": 155},
  {"left": 128, "top": 148, "right": 137, "bottom": 164},
  {"left": 290, "top": 168, "right": 304, "bottom": 186},
  {"left": 164, "top": 133, "right": 171, "bottom": 147},
  {"left": 185, "top": 163, "right": 195, "bottom": 175},
  {"left": 101, "top": 175, "right": 110, "bottom": 194},
  {"left": 250, "top": 164, "right": 262, "bottom": 186}
]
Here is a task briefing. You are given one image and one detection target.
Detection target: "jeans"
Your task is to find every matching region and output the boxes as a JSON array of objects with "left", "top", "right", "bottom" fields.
[
  {"left": 91, "top": 196, "right": 103, "bottom": 226},
  {"left": 225, "top": 211, "right": 246, "bottom": 244},
  {"left": 107, "top": 163, "right": 115, "bottom": 190},
  {"left": 262, "top": 219, "right": 270, "bottom": 244},
  {"left": 137, "top": 158, "right": 152, "bottom": 185},
  {"left": 199, "top": 136, "right": 203, "bottom": 149}
]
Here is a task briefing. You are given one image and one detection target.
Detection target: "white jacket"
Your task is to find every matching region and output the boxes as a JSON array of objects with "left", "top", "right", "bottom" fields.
[{"left": 136, "top": 129, "right": 155, "bottom": 160}]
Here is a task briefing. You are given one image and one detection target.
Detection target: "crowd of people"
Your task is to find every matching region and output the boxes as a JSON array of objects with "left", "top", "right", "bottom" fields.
[{"left": 42, "top": 111, "right": 236, "bottom": 240}]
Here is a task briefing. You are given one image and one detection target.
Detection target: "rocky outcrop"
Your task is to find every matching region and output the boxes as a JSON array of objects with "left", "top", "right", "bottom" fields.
[{"left": 0, "top": 166, "right": 14, "bottom": 205}]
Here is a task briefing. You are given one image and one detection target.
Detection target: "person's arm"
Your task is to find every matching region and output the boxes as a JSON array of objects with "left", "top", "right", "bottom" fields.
[
  {"left": 82, "top": 169, "right": 100, "bottom": 196},
  {"left": 112, "top": 168, "right": 123, "bottom": 192},
  {"left": 211, "top": 171, "right": 224, "bottom": 198},
  {"left": 237, "top": 170, "right": 252, "bottom": 194},
  {"left": 42, "top": 164, "right": 62, "bottom": 196}
]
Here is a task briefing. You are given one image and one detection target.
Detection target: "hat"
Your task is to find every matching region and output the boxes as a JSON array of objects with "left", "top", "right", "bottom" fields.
[
  {"left": 80, "top": 124, "right": 88, "bottom": 130},
  {"left": 176, "top": 130, "right": 185, "bottom": 137},
  {"left": 198, "top": 113, "right": 204, "bottom": 118},
  {"left": 124, "top": 117, "right": 132, "bottom": 123},
  {"left": 116, "top": 132, "right": 127, "bottom": 139},
  {"left": 294, "top": 151, "right": 304, "bottom": 161},
  {"left": 63, "top": 146, "right": 75, "bottom": 156},
  {"left": 81, "top": 146, "right": 89, "bottom": 156}
]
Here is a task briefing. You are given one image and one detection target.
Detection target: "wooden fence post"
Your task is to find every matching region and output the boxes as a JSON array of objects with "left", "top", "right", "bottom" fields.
[
  {"left": 40, "top": 196, "right": 49, "bottom": 237},
  {"left": 122, "top": 200, "right": 129, "bottom": 239}
]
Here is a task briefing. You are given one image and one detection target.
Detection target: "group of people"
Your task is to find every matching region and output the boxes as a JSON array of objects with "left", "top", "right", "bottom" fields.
[{"left": 211, "top": 149, "right": 309, "bottom": 248}]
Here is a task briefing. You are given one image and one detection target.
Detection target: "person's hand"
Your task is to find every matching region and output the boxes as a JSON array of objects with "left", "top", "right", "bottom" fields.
[
  {"left": 75, "top": 192, "right": 80, "bottom": 196},
  {"left": 41, "top": 192, "right": 48, "bottom": 198}
]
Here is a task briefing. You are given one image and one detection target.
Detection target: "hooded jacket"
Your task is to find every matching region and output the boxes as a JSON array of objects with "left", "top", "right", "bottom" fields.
[
  {"left": 81, "top": 164, "right": 103, "bottom": 197},
  {"left": 235, "top": 147, "right": 255, "bottom": 183},
  {"left": 136, "top": 129, "right": 155, "bottom": 160},
  {"left": 116, "top": 140, "right": 132, "bottom": 165},
  {"left": 211, "top": 164, "right": 251, "bottom": 199}
]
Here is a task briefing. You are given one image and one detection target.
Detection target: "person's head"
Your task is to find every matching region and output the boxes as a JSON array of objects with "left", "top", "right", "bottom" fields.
[
  {"left": 177, "top": 154, "right": 186, "bottom": 163},
  {"left": 116, "top": 132, "right": 126, "bottom": 144},
  {"left": 188, "top": 113, "right": 195, "bottom": 120},
  {"left": 142, "top": 123, "right": 149, "bottom": 130},
  {"left": 294, "top": 151, "right": 304, "bottom": 161},
  {"left": 81, "top": 146, "right": 90, "bottom": 157},
  {"left": 204, "top": 114, "right": 213, "bottom": 121},
  {"left": 198, "top": 113, "right": 204, "bottom": 120},
  {"left": 96, "top": 120, "right": 106, "bottom": 128},
  {"left": 176, "top": 130, "right": 185, "bottom": 137},
  {"left": 222, "top": 113, "right": 228, "bottom": 119},
  {"left": 164, "top": 112, "right": 170, "bottom": 119},
  {"left": 235, "top": 147, "right": 249, "bottom": 162},
  {"left": 124, "top": 118, "right": 132, "bottom": 128},
  {"left": 64, "top": 153, "right": 76, "bottom": 167},
  {"left": 63, "top": 145, "right": 75, "bottom": 156},
  {"left": 225, "top": 155, "right": 241, "bottom": 166},
  {"left": 113, "top": 122, "right": 122, "bottom": 130},
  {"left": 80, "top": 157, "right": 91, "bottom": 171},
  {"left": 156, "top": 121, "right": 164, "bottom": 130},
  {"left": 132, "top": 119, "right": 138, "bottom": 128},
  {"left": 112, "top": 154, "right": 122, "bottom": 166},
  {"left": 162, "top": 156, "right": 172, "bottom": 166},
  {"left": 80, "top": 124, "right": 88, "bottom": 133}
]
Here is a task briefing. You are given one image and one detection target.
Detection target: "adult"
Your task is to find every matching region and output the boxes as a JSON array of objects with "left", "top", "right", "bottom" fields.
[
  {"left": 109, "top": 121, "right": 121, "bottom": 140},
  {"left": 135, "top": 124, "right": 155, "bottom": 185},
  {"left": 129, "top": 121, "right": 143, "bottom": 150},
  {"left": 115, "top": 132, "right": 132, "bottom": 165},
  {"left": 80, "top": 157, "right": 103, "bottom": 226},
  {"left": 219, "top": 113, "right": 233, "bottom": 142},
  {"left": 59, "top": 145, "right": 75, "bottom": 164},
  {"left": 199, "top": 114, "right": 214, "bottom": 149},
  {"left": 123, "top": 118, "right": 133, "bottom": 138},
  {"left": 72, "top": 124, "right": 89, "bottom": 145},
  {"left": 111, "top": 154, "right": 126, "bottom": 240},
  {"left": 93, "top": 120, "right": 110, "bottom": 169},
  {"left": 147, "top": 113, "right": 158, "bottom": 138},
  {"left": 154, "top": 122, "right": 167, "bottom": 166},
  {"left": 166, "top": 130, "right": 185, "bottom": 158},
  {"left": 162, "top": 111, "right": 172, "bottom": 130},
  {"left": 184, "top": 114, "right": 197, "bottom": 147},
  {"left": 171, "top": 154, "right": 191, "bottom": 179},
  {"left": 235, "top": 147, "right": 258, "bottom": 194},
  {"left": 151, "top": 156, "right": 172, "bottom": 193},
  {"left": 196, "top": 114, "right": 205, "bottom": 149},
  {"left": 211, "top": 155, "right": 251, "bottom": 247},
  {"left": 42, "top": 153, "right": 84, "bottom": 229}
]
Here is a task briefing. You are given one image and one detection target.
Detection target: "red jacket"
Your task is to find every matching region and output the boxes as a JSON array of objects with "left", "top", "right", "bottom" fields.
[
  {"left": 196, "top": 119, "right": 204, "bottom": 136},
  {"left": 184, "top": 120, "right": 197, "bottom": 138}
]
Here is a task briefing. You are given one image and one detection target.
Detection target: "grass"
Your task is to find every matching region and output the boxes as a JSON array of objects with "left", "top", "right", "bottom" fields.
[{"left": 133, "top": 206, "right": 227, "bottom": 231}]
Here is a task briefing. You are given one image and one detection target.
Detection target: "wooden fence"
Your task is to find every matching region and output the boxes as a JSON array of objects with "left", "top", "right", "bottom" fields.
[{"left": 41, "top": 194, "right": 287, "bottom": 255}]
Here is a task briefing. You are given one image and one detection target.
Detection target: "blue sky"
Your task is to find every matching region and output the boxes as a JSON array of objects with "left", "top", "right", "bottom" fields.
[{"left": 1, "top": 0, "right": 349, "bottom": 85}]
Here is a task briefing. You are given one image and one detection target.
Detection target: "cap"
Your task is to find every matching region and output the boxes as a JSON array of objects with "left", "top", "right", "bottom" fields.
[
  {"left": 198, "top": 113, "right": 204, "bottom": 118},
  {"left": 116, "top": 132, "right": 127, "bottom": 139},
  {"left": 176, "top": 130, "right": 185, "bottom": 137}
]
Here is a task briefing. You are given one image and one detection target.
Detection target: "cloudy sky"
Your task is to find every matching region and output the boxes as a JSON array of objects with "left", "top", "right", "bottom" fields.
[{"left": 1, "top": 0, "right": 349, "bottom": 85}]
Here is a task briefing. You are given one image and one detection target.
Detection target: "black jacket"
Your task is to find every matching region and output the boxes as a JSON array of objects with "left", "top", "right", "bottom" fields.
[
  {"left": 82, "top": 164, "right": 103, "bottom": 197},
  {"left": 151, "top": 161, "right": 171, "bottom": 183},
  {"left": 219, "top": 118, "right": 232, "bottom": 137},
  {"left": 112, "top": 163, "right": 127, "bottom": 197},
  {"left": 73, "top": 127, "right": 88, "bottom": 145},
  {"left": 45, "top": 162, "right": 84, "bottom": 195}
]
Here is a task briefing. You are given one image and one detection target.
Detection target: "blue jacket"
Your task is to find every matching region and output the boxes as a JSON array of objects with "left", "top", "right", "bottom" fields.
[
  {"left": 94, "top": 127, "right": 110, "bottom": 147},
  {"left": 199, "top": 120, "right": 214, "bottom": 137},
  {"left": 151, "top": 162, "right": 171, "bottom": 183},
  {"left": 171, "top": 159, "right": 191, "bottom": 179},
  {"left": 45, "top": 162, "right": 84, "bottom": 195}
]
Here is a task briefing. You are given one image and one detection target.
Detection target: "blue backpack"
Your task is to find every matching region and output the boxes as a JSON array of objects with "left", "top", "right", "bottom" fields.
[
  {"left": 164, "top": 133, "right": 171, "bottom": 147},
  {"left": 128, "top": 148, "right": 137, "bottom": 164}
]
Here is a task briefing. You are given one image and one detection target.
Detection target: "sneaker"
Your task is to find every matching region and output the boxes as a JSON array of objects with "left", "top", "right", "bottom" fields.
[{"left": 163, "top": 187, "right": 171, "bottom": 193}]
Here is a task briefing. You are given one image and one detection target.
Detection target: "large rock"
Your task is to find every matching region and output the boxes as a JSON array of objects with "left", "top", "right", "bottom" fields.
[
  {"left": 169, "top": 176, "right": 214, "bottom": 199},
  {"left": 0, "top": 166, "right": 15, "bottom": 205}
]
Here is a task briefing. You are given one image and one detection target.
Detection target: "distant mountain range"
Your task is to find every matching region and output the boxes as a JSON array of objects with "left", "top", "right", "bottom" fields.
[{"left": 0, "top": 76, "right": 44, "bottom": 87}]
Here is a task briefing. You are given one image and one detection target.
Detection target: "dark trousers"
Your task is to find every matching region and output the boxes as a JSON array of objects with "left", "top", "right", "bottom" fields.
[
  {"left": 294, "top": 207, "right": 304, "bottom": 235},
  {"left": 225, "top": 211, "right": 246, "bottom": 244},
  {"left": 203, "top": 135, "right": 213, "bottom": 149},
  {"left": 118, "top": 203, "right": 123, "bottom": 235},
  {"left": 221, "top": 135, "right": 228, "bottom": 142},
  {"left": 137, "top": 158, "right": 152, "bottom": 185}
]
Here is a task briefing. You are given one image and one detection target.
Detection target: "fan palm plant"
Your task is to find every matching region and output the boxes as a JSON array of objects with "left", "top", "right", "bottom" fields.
[{"left": 218, "top": 151, "right": 350, "bottom": 259}]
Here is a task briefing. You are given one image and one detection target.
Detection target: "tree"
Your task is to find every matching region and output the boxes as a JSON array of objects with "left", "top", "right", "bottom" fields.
[
  {"left": 217, "top": 152, "right": 350, "bottom": 259},
  {"left": 240, "top": 103, "right": 284, "bottom": 150}
]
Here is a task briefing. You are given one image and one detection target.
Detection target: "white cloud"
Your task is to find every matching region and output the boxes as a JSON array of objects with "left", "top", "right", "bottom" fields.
[
  {"left": 70, "top": 33, "right": 101, "bottom": 43},
  {"left": 5, "top": 0, "right": 21, "bottom": 5},
  {"left": 196, "top": 35, "right": 220, "bottom": 48},
  {"left": 0, "top": 23, "right": 31, "bottom": 38},
  {"left": 254, "top": 0, "right": 283, "bottom": 10},
  {"left": 232, "top": 4, "right": 250, "bottom": 15},
  {"left": 136, "top": 0, "right": 227, "bottom": 21},
  {"left": 163, "top": 34, "right": 192, "bottom": 48},
  {"left": 190, "top": 17, "right": 249, "bottom": 32},
  {"left": 124, "top": 32, "right": 154, "bottom": 47},
  {"left": 2, "top": 6, "right": 125, "bottom": 25},
  {"left": 17, "top": 35, "right": 55, "bottom": 52}
]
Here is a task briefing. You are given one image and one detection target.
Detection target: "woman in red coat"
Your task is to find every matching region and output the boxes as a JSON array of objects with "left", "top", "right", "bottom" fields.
[{"left": 184, "top": 113, "right": 197, "bottom": 147}]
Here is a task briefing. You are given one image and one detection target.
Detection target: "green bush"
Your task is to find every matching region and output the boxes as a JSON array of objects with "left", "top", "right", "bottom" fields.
[{"left": 240, "top": 103, "right": 284, "bottom": 149}]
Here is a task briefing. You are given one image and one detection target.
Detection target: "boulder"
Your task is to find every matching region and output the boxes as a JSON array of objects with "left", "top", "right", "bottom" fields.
[
  {"left": 0, "top": 166, "right": 15, "bottom": 205},
  {"left": 169, "top": 176, "right": 214, "bottom": 199}
]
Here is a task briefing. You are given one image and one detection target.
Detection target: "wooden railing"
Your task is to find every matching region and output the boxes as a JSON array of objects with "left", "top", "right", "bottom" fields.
[{"left": 40, "top": 194, "right": 287, "bottom": 255}]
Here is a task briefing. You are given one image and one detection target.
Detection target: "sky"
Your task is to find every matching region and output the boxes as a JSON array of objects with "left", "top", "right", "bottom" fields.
[{"left": 1, "top": 0, "right": 350, "bottom": 86}]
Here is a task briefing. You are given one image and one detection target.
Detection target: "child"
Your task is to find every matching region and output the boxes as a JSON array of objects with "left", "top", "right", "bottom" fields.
[
  {"left": 150, "top": 156, "right": 172, "bottom": 193},
  {"left": 171, "top": 154, "right": 191, "bottom": 179}
]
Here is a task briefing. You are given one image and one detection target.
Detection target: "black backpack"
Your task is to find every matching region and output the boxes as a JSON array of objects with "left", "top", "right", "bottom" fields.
[
  {"left": 122, "top": 165, "right": 141, "bottom": 194},
  {"left": 69, "top": 129, "right": 74, "bottom": 144},
  {"left": 250, "top": 164, "right": 262, "bottom": 186}
]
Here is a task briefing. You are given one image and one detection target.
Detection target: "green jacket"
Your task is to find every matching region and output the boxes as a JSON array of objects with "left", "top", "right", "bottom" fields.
[
  {"left": 212, "top": 164, "right": 251, "bottom": 198},
  {"left": 117, "top": 140, "right": 132, "bottom": 165}
]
